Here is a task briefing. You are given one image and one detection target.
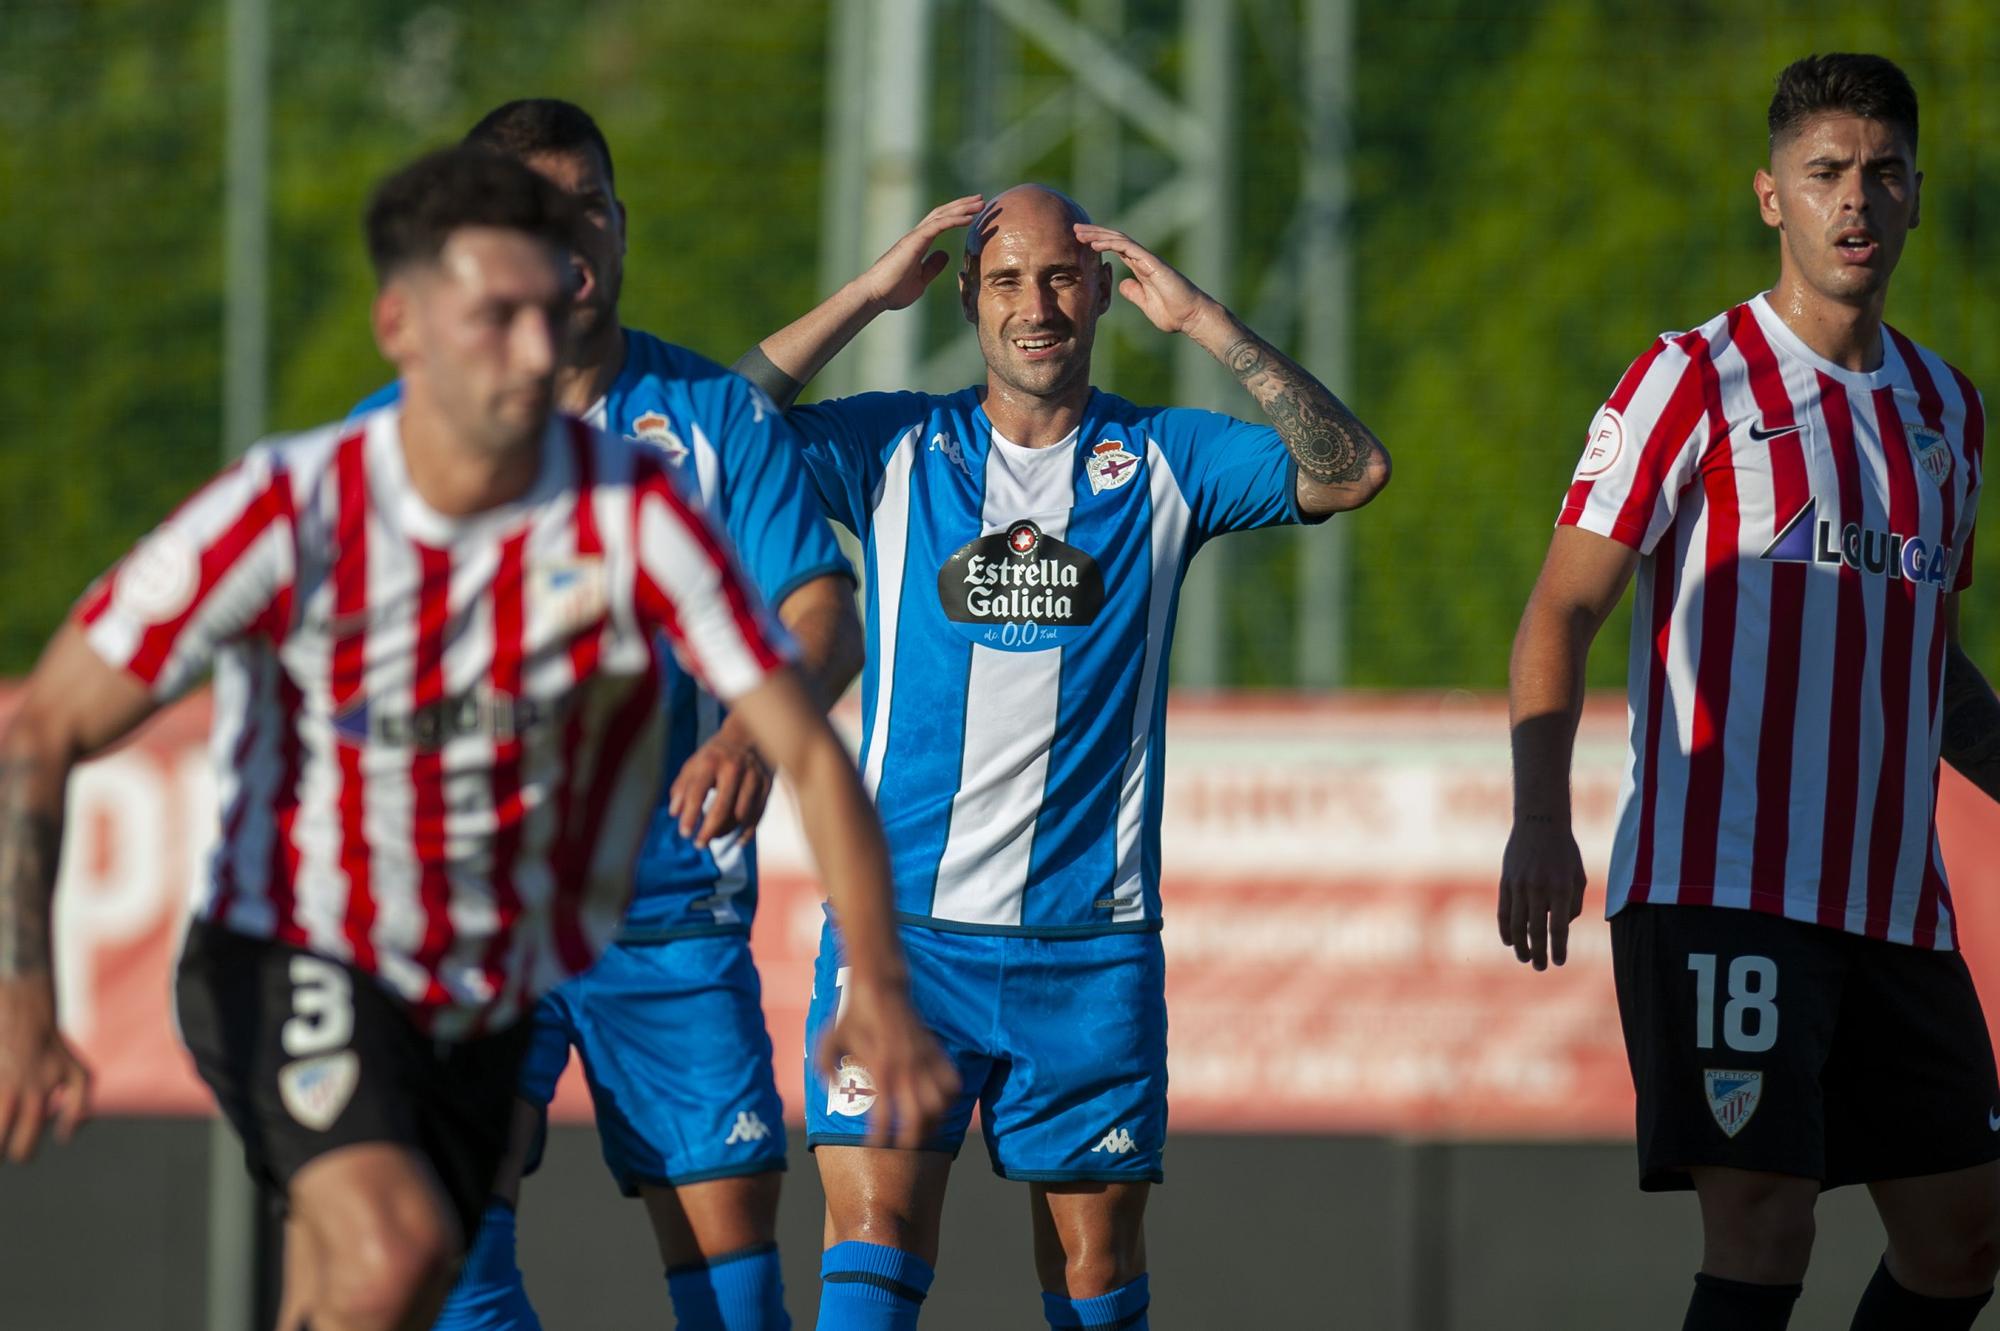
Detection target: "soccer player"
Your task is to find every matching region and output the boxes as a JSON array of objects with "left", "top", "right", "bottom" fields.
[
  {"left": 0, "top": 146, "right": 952, "bottom": 1331},
  {"left": 1501, "top": 54, "right": 1999, "bottom": 1331},
  {"left": 731, "top": 185, "right": 1390, "bottom": 1329},
  {"left": 355, "top": 100, "right": 861, "bottom": 1331}
]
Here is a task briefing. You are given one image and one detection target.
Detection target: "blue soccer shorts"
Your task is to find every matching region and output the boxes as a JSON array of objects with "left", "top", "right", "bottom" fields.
[
  {"left": 804, "top": 921, "right": 1168, "bottom": 1183},
  {"left": 517, "top": 933, "right": 787, "bottom": 1194}
]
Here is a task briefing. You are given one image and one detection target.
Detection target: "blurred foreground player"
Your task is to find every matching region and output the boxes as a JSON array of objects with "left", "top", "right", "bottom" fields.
[
  {"left": 1502, "top": 54, "right": 1999, "bottom": 1331},
  {"left": 734, "top": 186, "right": 1390, "bottom": 1328},
  {"left": 0, "top": 147, "right": 951, "bottom": 1331},
  {"left": 355, "top": 100, "right": 864, "bottom": 1331}
]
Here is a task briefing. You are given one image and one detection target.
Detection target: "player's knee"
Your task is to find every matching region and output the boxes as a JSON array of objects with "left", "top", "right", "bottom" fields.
[
  {"left": 1703, "top": 1186, "right": 1816, "bottom": 1281},
  {"left": 1897, "top": 1204, "right": 2000, "bottom": 1291},
  {"left": 315, "top": 1214, "right": 457, "bottom": 1329},
  {"left": 1051, "top": 1224, "right": 1146, "bottom": 1300}
]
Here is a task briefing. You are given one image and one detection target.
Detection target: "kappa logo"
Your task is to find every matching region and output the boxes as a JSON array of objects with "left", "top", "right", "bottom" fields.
[
  {"left": 278, "top": 1051, "right": 360, "bottom": 1132},
  {"left": 1703, "top": 1069, "right": 1762, "bottom": 1139},
  {"left": 1762, "top": 497, "right": 1956, "bottom": 586},
  {"left": 628, "top": 411, "right": 690, "bottom": 466},
  {"left": 1910, "top": 423, "right": 1953, "bottom": 487},
  {"left": 1085, "top": 439, "right": 1141, "bottom": 494},
  {"left": 930, "top": 431, "right": 970, "bottom": 477},
  {"left": 724, "top": 1110, "right": 772, "bottom": 1145},
  {"left": 827, "top": 1056, "right": 878, "bottom": 1117},
  {"left": 1091, "top": 1127, "right": 1138, "bottom": 1155}
]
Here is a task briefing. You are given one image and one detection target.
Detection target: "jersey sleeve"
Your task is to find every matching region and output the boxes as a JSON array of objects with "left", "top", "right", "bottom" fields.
[
  {"left": 1557, "top": 338, "right": 1707, "bottom": 555},
  {"left": 1953, "top": 383, "right": 1984, "bottom": 592},
  {"left": 783, "top": 391, "right": 932, "bottom": 536},
  {"left": 631, "top": 462, "right": 795, "bottom": 703},
  {"left": 75, "top": 446, "right": 298, "bottom": 699},
  {"left": 1152, "top": 407, "right": 1318, "bottom": 542},
  {"left": 707, "top": 373, "right": 856, "bottom": 608}
]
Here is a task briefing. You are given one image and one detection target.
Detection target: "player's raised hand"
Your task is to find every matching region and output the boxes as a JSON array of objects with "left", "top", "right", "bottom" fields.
[
  {"left": 855, "top": 195, "right": 986, "bottom": 313},
  {"left": 816, "top": 975, "right": 958, "bottom": 1150},
  {"left": 667, "top": 730, "right": 773, "bottom": 849},
  {"left": 1498, "top": 818, "right": 1588, "bottom": 971},
  {"left": 0, "top": 977, "right": 92, "bottom": 1163},
  {"left": 1074, "top": 223, "right": 1219, "bottom": 335}
]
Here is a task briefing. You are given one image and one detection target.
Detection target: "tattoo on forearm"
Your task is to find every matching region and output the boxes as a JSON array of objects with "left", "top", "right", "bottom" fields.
[
  {"left": 1223, "top": 334, "right": 1377, "bottom": 486},
  {"left": 0, "top": 759, "right": 59, "bottom": 978},
  {"left": 1942, "top": 646, "right": 2000, "bottom": 799}
]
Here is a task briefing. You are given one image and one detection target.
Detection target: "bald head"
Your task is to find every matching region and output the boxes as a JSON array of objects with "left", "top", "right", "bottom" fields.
[{"left": 965, "top": 185, "right": 1094, "bottom": 264}]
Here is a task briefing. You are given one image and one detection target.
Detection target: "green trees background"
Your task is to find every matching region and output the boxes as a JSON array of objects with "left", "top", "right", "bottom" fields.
[{"left": 4, "top": 0, "right": 1996, "bottom": 684}]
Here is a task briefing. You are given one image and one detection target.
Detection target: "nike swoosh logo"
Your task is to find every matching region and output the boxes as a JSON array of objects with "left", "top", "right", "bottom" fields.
[
  {"left": 1988, "top": 1109, "right": 2000, "bottom": 1132},
  {"left": 1747, "top": 421, "right": 1804, "bottom": 442}
]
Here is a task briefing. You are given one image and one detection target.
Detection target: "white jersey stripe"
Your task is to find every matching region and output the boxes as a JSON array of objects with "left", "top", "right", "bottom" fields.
[
  {"left": 860, "top": 430, "right": 920, "bottom": 798},
  {"left": 932, "top": 431, "right": 1078, "bottom": 925},
  {"left": 1110, "top": 442, "right": 1194, "bottom": 923}
]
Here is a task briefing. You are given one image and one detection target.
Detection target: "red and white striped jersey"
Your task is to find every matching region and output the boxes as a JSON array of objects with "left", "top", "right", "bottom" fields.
[
  {"left": 1562, "top": 294, "right": 1985, "bottom": 949},
  {"left": 79, "top": 408, "right": 790, "bottom": 1034}
]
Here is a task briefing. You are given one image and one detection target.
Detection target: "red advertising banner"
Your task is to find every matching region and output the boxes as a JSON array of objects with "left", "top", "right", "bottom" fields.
[{"left": 13, "top": 688, "right": 2000, "bottom": 1138}]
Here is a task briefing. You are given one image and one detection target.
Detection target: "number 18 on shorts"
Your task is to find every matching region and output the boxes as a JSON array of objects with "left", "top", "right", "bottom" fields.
[{"left": 1612, "top": 903, "right": 2000, "bottom": 1192}]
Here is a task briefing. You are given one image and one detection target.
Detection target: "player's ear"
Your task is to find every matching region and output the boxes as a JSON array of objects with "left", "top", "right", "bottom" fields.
[
  {"left": 372, "top": 281, "right": 413, "bottom": 365},
  {"left": 1753, "top": 167, "right": 1783, "bottom": 230},
  {"left": 1096, "top": 260, "right": 1112, "bottom": 315},
  {"left": 1910, "top": 169, "right": 1922, "bottom": 230},
  {"left": 616, "top": 198, "right": 630, "bottom": 253},
  {"left": 959, "top": 263, "right": 978, "bottom": 325}
]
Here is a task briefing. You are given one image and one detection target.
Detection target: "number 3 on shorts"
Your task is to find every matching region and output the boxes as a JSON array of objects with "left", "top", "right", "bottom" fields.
[
  {"left": 1687, "top": 952, "right": 1778, "bottom": 1053},
  {"left": 282, "top": 956, "right": 355, "bottom": 1058}
]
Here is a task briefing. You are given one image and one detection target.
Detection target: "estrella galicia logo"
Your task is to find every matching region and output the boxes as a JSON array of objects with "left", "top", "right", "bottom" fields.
[
  {"left": 1762, "top": 497, "right": 1955, "bottom": 585},
  {"left": 333, "top": 689, "right": 556, "bottom": 751},
  {"left": 937, "top": 519, "right": 1106, "bottom": 652}
]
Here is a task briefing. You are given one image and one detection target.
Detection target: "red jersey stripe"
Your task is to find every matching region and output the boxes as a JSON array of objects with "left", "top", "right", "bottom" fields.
[
  {"left": 1813, "top": 376, "right": 1869, "bottom": 930},
  {"left": 1676, "top": 328, "right": 1739, "bottom": 902}
]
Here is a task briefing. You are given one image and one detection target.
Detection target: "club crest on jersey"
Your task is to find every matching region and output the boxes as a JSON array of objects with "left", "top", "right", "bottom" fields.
[
  {"left": 827, "top": 1056, "right": 877, "bottom": 1117},
  {"left": 627, "top": 412, "right": 689, "bottom": 466},
  {"left": 279, "top": 1051, "right": 359, "bottom": 1132},
  {"left": 533, "top": 556, "right": 609, "bottom": 635},
  {"left": 937, "top": 519, "right": 1107, "bottom": 652},
  {"left": 1576, "top": 407, "right": 1626, "bottom": 479},
  {"left": 1703, "top": 1069, "right": 1762, "bottom": 1139},
  {"left": 1085, "top": 439, "right": 1141, "bottom": 494},
  {"left": 1909, "top": 424, "right": 1953, "bottom": 487},
  {"left": 1762, "top": 497, "right": 1954, "bottom": 586}
]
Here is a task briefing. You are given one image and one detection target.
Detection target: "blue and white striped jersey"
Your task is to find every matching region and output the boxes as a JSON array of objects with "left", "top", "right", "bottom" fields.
[
  {"left": 790, "top": 386, "right": 1321, "bottom": 936},
  {"left": 354, "top": 330, "right": 851, "bottom": 940}
]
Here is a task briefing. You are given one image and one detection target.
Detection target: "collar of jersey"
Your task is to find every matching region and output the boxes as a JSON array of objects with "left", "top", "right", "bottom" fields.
[
  {"left": 370, "top": 410, "right": 574, "bottom": 547},
  {"left": 1750, "top": 292, "right": 1900, "bottom": 392}
]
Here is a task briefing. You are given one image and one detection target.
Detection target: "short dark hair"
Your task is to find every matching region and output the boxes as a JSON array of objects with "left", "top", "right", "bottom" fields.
[
  {"left": 1768, "top": 53, "right": 1918, "bottom": 154},
  {"left": 364, "top": 146, "right": 582, "bottom": 283},
  {"left": 464, "top": 98, "right": 616, "bottom": 186}
]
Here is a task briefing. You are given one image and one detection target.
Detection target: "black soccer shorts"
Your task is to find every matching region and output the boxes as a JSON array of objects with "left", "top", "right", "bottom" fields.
[
  {"left": 174, "top": 920, "right": 530, "bottom": 1241},
  {"left": 1612, "top": 902, "right": 2000, "bottom": 1191}
]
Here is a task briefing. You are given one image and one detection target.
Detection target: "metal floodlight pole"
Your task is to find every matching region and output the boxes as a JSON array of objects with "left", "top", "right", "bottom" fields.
[
  {"left": 1295, "top": 0, "right": 1353, "bottom": 688},
  {"left": 849, "top": 0, "right": 935, "bottom": 394},
  {"left": 210, "top": 0, "right": 267, "bottom": 1327},
  {"left": 1169, "top": 0, "right": 1237, "bottom": 689}
]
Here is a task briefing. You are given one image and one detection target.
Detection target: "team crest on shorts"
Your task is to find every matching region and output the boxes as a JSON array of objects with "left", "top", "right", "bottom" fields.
[
  {"left": 279, "top": 1051, "right": 360, "bottom": 1132},
  {"left": 1085, "top": 439, "right": 1141, "bottom": 495},
  {"left": 628, "top": 412, "right": 690, "bottom": 466},
  {"left": 827, "top": 1055, "right": 877, "bottom": 1117},
  {"left": 1909, "top": 424, "right": 1952, "bottom": 487},
  {"left": 1703, "top": 1069, "right": 1762, "bottom": 1139}
]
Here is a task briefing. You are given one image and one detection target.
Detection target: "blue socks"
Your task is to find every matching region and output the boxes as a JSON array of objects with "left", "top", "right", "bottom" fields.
[
  {"left": 815, "top": 1241, "right": 934, "bottom": 1330},
  {"left": 432, "top": 1200, "right": 543, "bottom": 1330},
  {"left": 1042, "top": 1274, "right": 1151, "bottom": 1329},
  {"left": 667, "top": 1241, "right": 792, "bottom": 1330}
]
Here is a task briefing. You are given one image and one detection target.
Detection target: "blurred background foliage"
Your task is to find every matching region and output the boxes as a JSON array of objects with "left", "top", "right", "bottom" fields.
[{"left": 3, "top": 0, "right": 1996, "bottom": 684}]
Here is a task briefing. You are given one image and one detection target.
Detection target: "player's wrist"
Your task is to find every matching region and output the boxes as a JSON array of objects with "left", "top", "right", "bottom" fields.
[{"left": 1182, "top": 296, "right": 1238, "bottom": 351}]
